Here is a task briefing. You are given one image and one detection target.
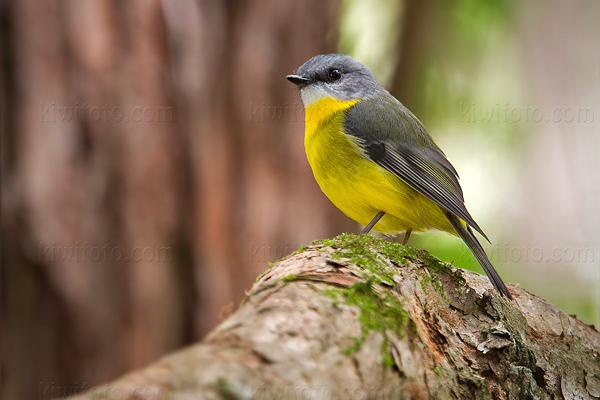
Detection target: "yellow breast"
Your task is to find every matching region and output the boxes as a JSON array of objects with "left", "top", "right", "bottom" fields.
[{"left": 303, "top": 97, "right": 452, "bottom": 234}]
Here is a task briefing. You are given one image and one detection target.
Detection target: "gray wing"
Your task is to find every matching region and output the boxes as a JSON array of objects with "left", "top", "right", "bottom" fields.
[{"left": 344, "top": 95, "right": 489, "bottom": 241}]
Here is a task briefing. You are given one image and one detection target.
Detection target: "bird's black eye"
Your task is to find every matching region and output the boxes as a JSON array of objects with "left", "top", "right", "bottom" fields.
[{"left": 328, "top": 68, "right": 342, "bottom": 81}]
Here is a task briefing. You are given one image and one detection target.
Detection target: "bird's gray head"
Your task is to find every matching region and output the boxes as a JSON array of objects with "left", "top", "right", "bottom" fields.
[{"left": 286, "top": 54, "right": 385, "bottom": 106}]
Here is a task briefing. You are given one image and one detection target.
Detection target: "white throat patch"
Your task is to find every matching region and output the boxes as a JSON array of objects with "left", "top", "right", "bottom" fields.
[{"left": 300, "top": 85, "right": 330, "bottom": 107}]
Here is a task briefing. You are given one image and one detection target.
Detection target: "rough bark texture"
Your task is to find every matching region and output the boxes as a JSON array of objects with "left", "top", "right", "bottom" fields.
[{"left": 63, "top": 234, "right": 600, "bottom": 400}]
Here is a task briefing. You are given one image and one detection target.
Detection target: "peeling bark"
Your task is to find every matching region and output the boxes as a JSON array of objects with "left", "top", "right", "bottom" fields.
[{"left": 64, "top": 235, "right": 600, "bottom": 400}]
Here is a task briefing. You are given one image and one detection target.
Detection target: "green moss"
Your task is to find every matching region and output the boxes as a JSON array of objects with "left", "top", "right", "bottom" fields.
[
  {"left": 259, "top": 233, "right": 468, "bottom": 366},
  {"left": 270, "top": 245, "right": 308, "bottom": 266},
  {"left": 214, "top": 377, "right": 244, "bottom": 400},
  {"left": 419, "top": 272, "right": 445, "bottom": 297},
  {"left": 263, "top": 233, "right": 466, "bottom": 299},
  {"left": 419, "top": 275, "right": 431, "bottom": 294},
  {"left": 312, "top": 233, "right": 417, "bottom": 286},
  {"left": 309, "top": 234, "right": 469, "bottom": 365},
  {"left": 311, "top": 234, "right": 461, "bottom": 278},
  {"left": 254, "top": 263, "right": 273, "bottom": 283},
  {"left": 290, "top": 244, "right": 307, "bottom": 257},
  {"left": 423, "top": 251, "right": 468, "bottom": 299},
  {"left": 324, "top": 278, "right": 408, "bottom": 367},
  {"left": 279, "top": 274, "right": 299, "bottom": 284},
  {"left": 321, "top": 288, "right": 342, "bottom": 306}
]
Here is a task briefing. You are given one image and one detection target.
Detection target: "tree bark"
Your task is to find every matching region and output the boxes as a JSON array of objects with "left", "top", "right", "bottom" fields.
[{"left": 62, "top": 235, "right": 600, "bottom": 400}]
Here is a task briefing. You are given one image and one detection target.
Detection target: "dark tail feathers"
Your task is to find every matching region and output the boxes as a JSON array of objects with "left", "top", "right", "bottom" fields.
[{"left": 446, "top": 213, "right": 512, "bottom": 299}]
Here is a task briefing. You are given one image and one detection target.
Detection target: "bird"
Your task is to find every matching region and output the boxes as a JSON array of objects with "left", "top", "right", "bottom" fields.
[{"left": 286, "top": 54, "right": 512, "bottom": 299}]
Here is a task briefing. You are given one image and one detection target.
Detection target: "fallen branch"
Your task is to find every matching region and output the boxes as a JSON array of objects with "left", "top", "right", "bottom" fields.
[{"left": 65, "top": 234, "right": 600, "bottom": 399}]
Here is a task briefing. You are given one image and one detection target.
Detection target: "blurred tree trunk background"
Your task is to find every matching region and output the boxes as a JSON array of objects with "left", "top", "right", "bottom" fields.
[
  {"left": 3, "top": 0, "right": 599, "bottom": 398},
  {"left": 1, "top": 0, "right": 354, "bottom": 398}
]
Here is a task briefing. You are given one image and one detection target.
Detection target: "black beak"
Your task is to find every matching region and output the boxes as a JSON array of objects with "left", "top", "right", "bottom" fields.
[{"left": 286, "top": 74, "right": 311, "bottom": 87}]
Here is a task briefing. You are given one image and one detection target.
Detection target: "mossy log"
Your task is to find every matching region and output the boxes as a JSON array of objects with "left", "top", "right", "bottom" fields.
[{"left": 65, "top": 234, "right": 600, "bottom": 400}]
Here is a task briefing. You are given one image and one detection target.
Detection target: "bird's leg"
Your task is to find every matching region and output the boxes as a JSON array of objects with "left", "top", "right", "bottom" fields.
[
  {"left": 362, "top": 211, "right": 385, "bottom": 235},
  {"left": 402, "top": 229, "right": 412, "bottom": 245}
]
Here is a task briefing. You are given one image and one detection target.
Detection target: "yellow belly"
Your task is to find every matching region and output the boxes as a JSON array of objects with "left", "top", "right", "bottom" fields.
[{"left": 304, "top": 97, "right": 454, "bottom": 235}]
